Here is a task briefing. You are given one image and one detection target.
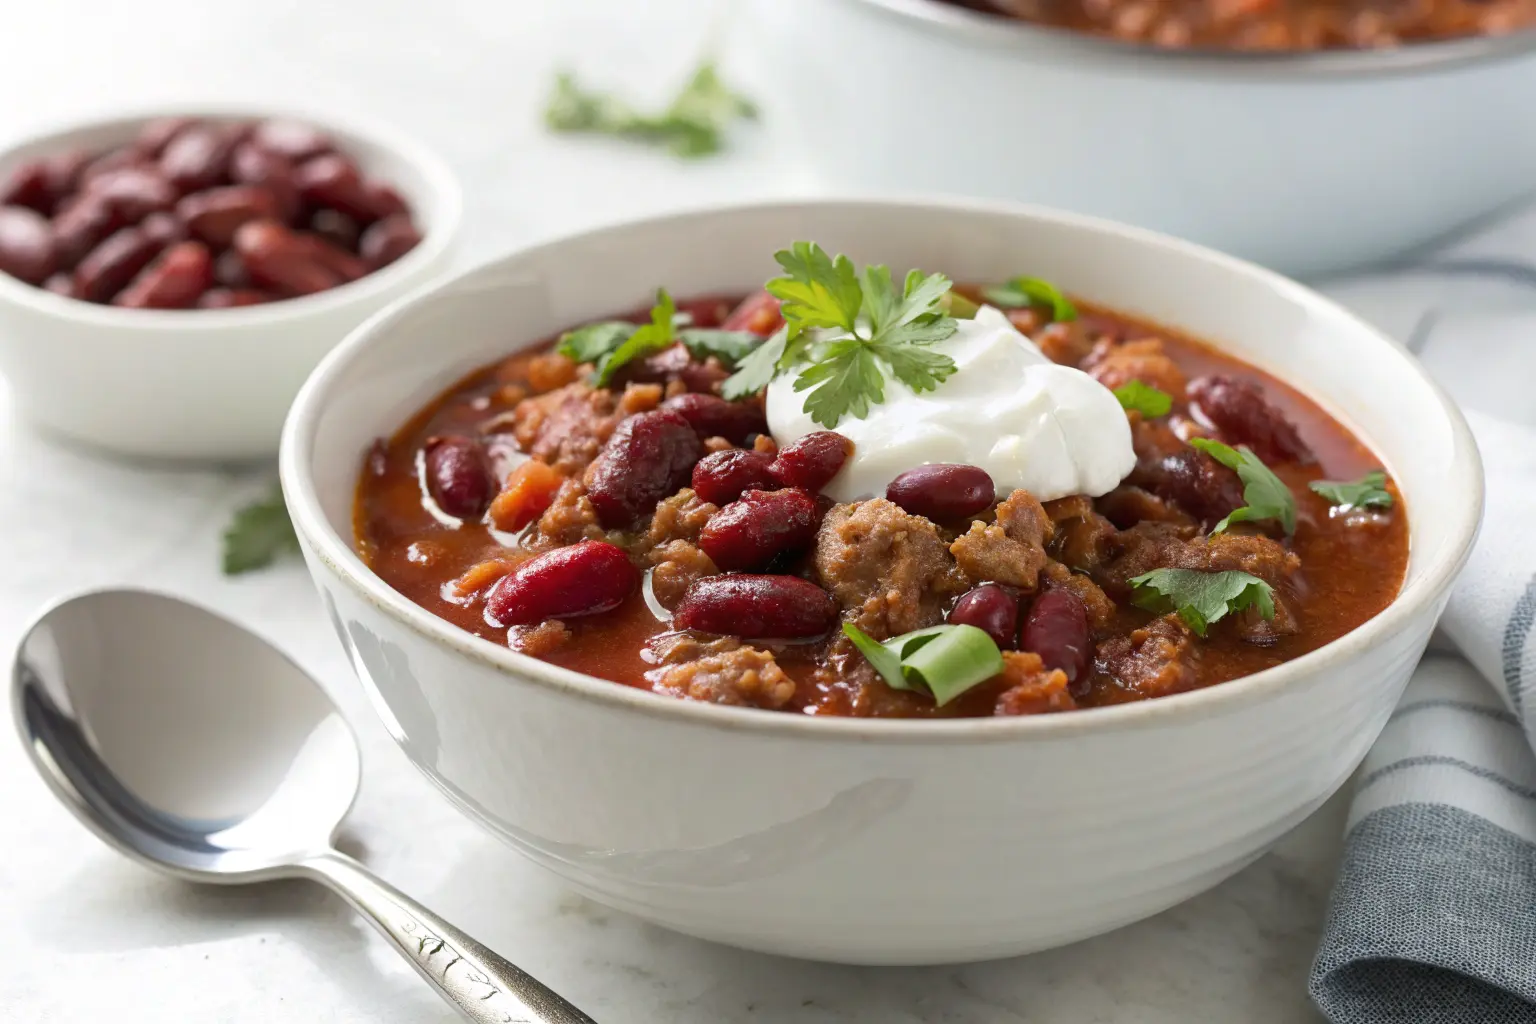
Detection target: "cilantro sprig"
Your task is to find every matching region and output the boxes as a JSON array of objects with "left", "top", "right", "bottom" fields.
[
  {"left": 558, "top": 290, "right": 763, "bottom": 386},
  {"left": 1191, "top": 437, "right": 1296, "bottom": 536},
  {"left": 844, "top": 622, "right": 1004, "bottom": 706},
  {"left": 1309, "top": 471, "right": 1393, "bottom": 512},
  {"left": 1113, "top": 380, "right": 1172, "bottom": 418},
  {"left": 720, "top": 242, "right": 960, "bottom": 427},
  {"left": 982, "top": 276, "right": 1078, "bottom": 322},
  {"left": 545, "top": 61, "right": 756, "bottom": 158},
  {"left": 223, "top": 484, "right": 300, "bottom": 575},
  {"left": 1130, "top": 568, "right": 1275, "bottom": 638}
]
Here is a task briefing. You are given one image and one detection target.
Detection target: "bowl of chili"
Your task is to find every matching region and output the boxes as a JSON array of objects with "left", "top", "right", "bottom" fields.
[{"left": 280, "top": 197, "right": 1481, "bottom": 964}]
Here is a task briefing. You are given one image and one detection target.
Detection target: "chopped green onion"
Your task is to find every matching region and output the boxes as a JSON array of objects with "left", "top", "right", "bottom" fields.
[{"left": 843, "top": 622, "right": 1005, "bottom": 706}]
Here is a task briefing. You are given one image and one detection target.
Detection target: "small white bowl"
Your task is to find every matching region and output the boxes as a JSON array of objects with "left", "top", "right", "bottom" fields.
[
  {"left": 742, "top": 0, "right": 1536, "bottom": 277},
  {"left": 281, "top": 198, "right": 1481, "bottom": 965},
  {"left": 0, "top": 106, "right": 460, "bottom": 461}
]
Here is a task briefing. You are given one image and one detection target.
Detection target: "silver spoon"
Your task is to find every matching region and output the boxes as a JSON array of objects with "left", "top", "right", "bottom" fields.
[{"left": 11, "top": 587, "right": 596, "bottom": 1024}]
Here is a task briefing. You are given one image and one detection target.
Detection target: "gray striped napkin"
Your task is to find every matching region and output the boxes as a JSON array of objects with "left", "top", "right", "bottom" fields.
[{"left": 1308, "top": 214, "right": 1536, "bottom": 1023}]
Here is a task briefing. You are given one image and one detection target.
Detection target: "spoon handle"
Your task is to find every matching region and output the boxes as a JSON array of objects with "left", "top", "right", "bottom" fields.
[{"left": 302, "top": 850, "right": 598, "bottom": 1024}]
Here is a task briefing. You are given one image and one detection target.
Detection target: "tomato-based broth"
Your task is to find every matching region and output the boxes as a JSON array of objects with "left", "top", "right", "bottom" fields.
[{"left": 355, "top": 282, "right": 1408, "bottom": 719}]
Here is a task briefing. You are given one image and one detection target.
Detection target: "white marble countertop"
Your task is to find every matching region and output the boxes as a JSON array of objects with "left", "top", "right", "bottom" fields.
[{"left": 0, "top": 1, "right": 1493, "bottom": 1019}]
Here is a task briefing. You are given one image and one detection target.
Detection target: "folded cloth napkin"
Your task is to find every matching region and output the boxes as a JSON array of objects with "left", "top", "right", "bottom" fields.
[{"left": 1309, "top": 211, "right": 1536, "bottom": 1023}]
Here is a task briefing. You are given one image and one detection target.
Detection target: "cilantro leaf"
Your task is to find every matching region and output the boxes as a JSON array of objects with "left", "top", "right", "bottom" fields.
[
  {"left": 794, "top": 338, "right": 885, "bottom": 428},
  {"left": 1190, "top": 437, "right": 1296, "bottom": 536},
  {"left": 843, "top": 622, "right": 1004, "bottom": 706},
  {"left": 1309, "top": 471, "right": 1393, "bottom": 512},
  {"left": 1113, "top": 380, "right": 1173, "bottom": 418},
  {"left": 720, "top": 325, "right": 791, "bottom": 400},
  {"left": 769, "top": 242, "right": 863, "bottom": 336},
  {"left": 679, "top": 329, "right": 761, "bottom": 368},
  {"left": 222, "top": 484, "right": 300, "bottom": 575},
  {"left": 868, "top": 330, "right": 958, "bottom": 394},
  {"left": 557, "top": 321, "right": 635, "bottom": 365},
  {"left": 590, "top": 289, "right": 677, "bottom": 386},
  {"left": 940, "top": 290, "right": 980, "bottom": 319},
  {"left": 1129, "top": 568, "right": 1275, "bottom": 638},
  {"left": 544, "top": 61, "right": 756, "bottom": 159},
  {"left": 982, "top": 276, "right": 1078, "bottom": 322}
]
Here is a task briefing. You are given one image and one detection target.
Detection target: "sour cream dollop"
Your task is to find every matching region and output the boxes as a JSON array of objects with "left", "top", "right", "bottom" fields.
[{"left": 766, "top": 306, "right": 1136, "bottom": 503}]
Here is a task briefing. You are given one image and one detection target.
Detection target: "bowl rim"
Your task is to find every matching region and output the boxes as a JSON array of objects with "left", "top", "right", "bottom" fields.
[
  {"left": 0, "top": 102, "right": 462, "bottom": 329},
  {"left": 837, "top": 0, "right": 1536, "bottom": 77},
  {"left": 280, "top": 194, "right": 1484, "bottom": 745}
]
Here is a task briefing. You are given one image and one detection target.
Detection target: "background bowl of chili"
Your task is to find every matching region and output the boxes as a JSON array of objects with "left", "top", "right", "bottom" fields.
[
  {"left": 0, "top": 103, "right": 461, "bottom": 461},
  {"left": 740, "top": 0, "right": 1536, "bottom": 277},
  {"left": 279, "top": 197, "right": 1481, "bottom": 965}
]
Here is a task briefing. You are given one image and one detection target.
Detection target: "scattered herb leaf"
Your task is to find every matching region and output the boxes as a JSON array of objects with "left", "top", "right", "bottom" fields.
[
  {"left": 1113, "top": 380, "right": 1173, "bottom": 419},
  {"left": 720, "top": 325, "right": 791, "bottom": 400},
  {"left": 556, "top": 291, "right": 682, "bottom": 387},
  {"left": 545, "top": 61, "right": 757, "bottom": 159},
  {"left": 557, "top": 321, "right": 635, "bottom": 365},
  {"left": 982, "top": 276, "right": 1078, "bottom": 322},
  {"left": 678, "top": 328, "right": 762, "bottom": 368},
  {"left": 1190, "top": 437, "right": 1296, "bottom": 536},
  {"left": 843, "top": 622, "right": 1005, "bottom": 706},
  {"left": 223, "top": 484, "right": 300, "bottom": 575},
  {"left": 723, "top": 242, "right": 958, "bottom": 427},
  {"left": 939, "top": 290, "right": 980, "bottom": 320},
  {"left": 1309, "top": 471, "right": 1393, "bottom": 512},
  {"left": 1129, "top": 568, "right": 1275, "bottom": 638}
]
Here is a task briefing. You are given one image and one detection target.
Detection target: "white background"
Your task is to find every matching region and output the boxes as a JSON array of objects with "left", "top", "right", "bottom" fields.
[{"left": 4, "top": 0, "right": 1512, "bottom": 1020}]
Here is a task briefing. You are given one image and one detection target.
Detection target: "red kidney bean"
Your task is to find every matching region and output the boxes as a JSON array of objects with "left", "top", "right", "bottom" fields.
[
  {"left": 720, "top": 290, "right": 783, "bottom": 336},
  {"left": 135, "top": 117, "right": 195, "bottom": 157},
  {"left": 297, "top": 232, "right": 367, "bottom": 282},
  {"left": 662, "top": 392, "right": 768, "bottom": 444},
  {"left": 51, "top": 195, "right": 121, "bottom": 270},
  {"left": 0, "top": 206, "right": 58, "bottom": 285},
  {"left": 1187, "top": 375, "right": 1313, "bottom": 464},
  {"left": 229, "top": 142, "right": 301, "bottom": 222},
  {"left": 113, "top": 241, "right": 213, "bottom": 309},
  {"left": 75, "top": 226, "right": 166, "bottom": 302},
  {"left": 485, "top": 540, "right": 639, "bottom": 627},
  {"left": 233, "top": 219, "right": 340, "bottom": 296},
  {"left": 674, "top": 574, "right": 837, "bottom": 639},
  {"left": 948, "top": 584, "right": 1019, "bottom": 651},
  {"left": 674, "top": 295, "right": 730, "bottom": 329},
  {"left": 691, "top": 448, "right": 777, "bottom": 505},
  {"left": 294, "top": 154, "right": 378, "bottom": 224},
  {"left": 586, "top": 409, "right": 704, "bottom": 528},
  {"left": 366, "top": 182, "right": 407, "bottom": 220},
  {"left": 769, "top": 431, "right": 854, "bottom": 492},
  {"left": 251, "top": 119, "right": 333, "bottom": 162},
  {"left": 42, "top": 150, "right": 92, "bottom": 208},
  {"left": 1134, "top": 448, "right": 1243, "bottom": 525},
  {"left": 1, "top": 162, "right": 51, "bottom": 212},
  {"left": 699, "top": 488, "right": 821, "bottom": 571},
  {"left": 213, "top": 248, "right": 251, "bottom": 288},
  {"left": 177, "top": 185, "right": 281, "bottom": 247},
  {"left": 309, "top": 208, "right": 359, "bottom": 251},
  {"left": 139, "top": 211, "right": 187, "bottom": 249},
  {"left": 1020, "top": 589, "right": 1090, "bottom": 684},
  {"left": 86, "top": 166, "right": 178, "bottom": 223},
  {"left": 43, "top": 272, "right": 78, "bottom": 298},
  {"left": 358, "top": 214, "right": 420, "bottom": 270},
  {"left": 197, "top": 287, "right": 271, "bottom": 309},
  {"left": 886, "top": 464, "right": 996, "bottom": 521},
  {"left": 423, "top": 435, "right": 495, "bottom": 520},
  {"left": 79, "top": 146, "right": 144, "bottom": 188},
  {"left": 678, "top": 360, "right": 729, "bottom": 395},
  {"left": 159, "top": 125, "right": 237, "bottom": 193}
]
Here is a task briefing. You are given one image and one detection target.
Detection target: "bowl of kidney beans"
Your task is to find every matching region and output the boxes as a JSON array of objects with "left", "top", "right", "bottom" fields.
[{"left": 0, "top": 107, "right": 460, "bottom": 460}]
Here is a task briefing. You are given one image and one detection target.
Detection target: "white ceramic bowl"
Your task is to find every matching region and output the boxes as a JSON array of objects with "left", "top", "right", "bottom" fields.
[
  {"left": 743, "top": 0, "right": 1536, "bottom": 277},
  {"left": 280, "top": 198, "right": 1481, "bottom": 965},
  {"left": 0, "top": 106, "right": 460, "bottom": 461}
]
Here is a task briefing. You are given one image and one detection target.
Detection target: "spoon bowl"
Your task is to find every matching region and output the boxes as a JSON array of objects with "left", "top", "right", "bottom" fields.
[
  {"left": 12, "top": 587, "right": 596, "bottom": 1024},
  {"left": 15, "top": 590, "right": 359, "bottom": 881}
]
